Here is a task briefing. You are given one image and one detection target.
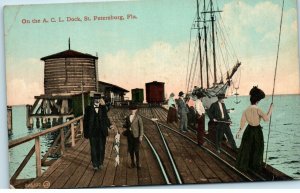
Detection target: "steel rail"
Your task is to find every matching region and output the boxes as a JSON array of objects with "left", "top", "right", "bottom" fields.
[
  {"left": 140, "top": 112, "right": 254, "bottom": 182},
  {"left": 153, "top": 107, "right": 267, "bottom": 181},
  {"left": 140, "top": 108, "right": 183, "bottom": 184},
  {"left": 144, "top": 134, "right": 171, "bottom": 185},
  {"left": 154, "top": 121, "right": 183, "bottom": 184}
]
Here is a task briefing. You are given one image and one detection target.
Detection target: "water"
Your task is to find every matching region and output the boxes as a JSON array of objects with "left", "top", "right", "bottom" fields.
[
  {"left": 8, "top": 105, "right": 58, "bottom": 179},
  {"left": 225, "top": 94, "right": 300, "bottom": 179},
  {"left": 8, "top": 95, "right": 300, "bottom": 180}
]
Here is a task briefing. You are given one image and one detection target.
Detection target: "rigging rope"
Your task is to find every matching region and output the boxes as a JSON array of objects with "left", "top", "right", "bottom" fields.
[
  {"left": 265, "top": 0, "right": 284, "bottom": 166},
  {"left": 186, "top": 13, "right": 197, "bottom": 92},
  {"left": 187, "top": 35, "right": 199, "bottom": 92}
]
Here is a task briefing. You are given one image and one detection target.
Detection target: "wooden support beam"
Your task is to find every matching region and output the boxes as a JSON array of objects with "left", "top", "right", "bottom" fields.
[
  {"left": 71, "top": 123, "right": 75, "bottom": 147},
  {"left": 35, "top": 137, "right": 42, "bottom": 177},
  {"left": 29, "top": 98, "right": 40, "bottom": 115},
  {"left": 9, "top": 115, "right": 83, "bottom": 149},
  {"left": 29, "top": 115, "right": 74, "bottom": 119},
  {"left": 41, "top": 132, "right": 61, "bottom": 164},
  {"left": 80, "top": 119, "right": 84, "bottom": 138},
  {"left": 7, "top": 106, "right": 13, "bottom": 135},
  {"left": 10, "top": 145, "right": 35, "bottom": 184},
  {"left": 60, "top": 129, "right": 65, "bottom": 155}
]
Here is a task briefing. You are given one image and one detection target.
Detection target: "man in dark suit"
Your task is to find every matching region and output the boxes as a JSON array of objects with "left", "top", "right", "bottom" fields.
[
  {"left": 83, "top": 93, "right": 112, "bottom": 170},
  {"left": 208, "top": 93, "right": 237, "bottom": 153}
]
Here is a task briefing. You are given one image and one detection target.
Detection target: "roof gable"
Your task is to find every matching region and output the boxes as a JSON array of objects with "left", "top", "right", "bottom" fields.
[{"left": 41, "top": 49, "right": 98, "bottom": 60}]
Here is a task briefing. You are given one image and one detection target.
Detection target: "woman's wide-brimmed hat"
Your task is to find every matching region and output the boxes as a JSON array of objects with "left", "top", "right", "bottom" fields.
[
  {"left": 250, "top": 86, "right": 265, "bottom": 101},
  {"left": 170, "top": 93, "right": 175, "bottom": 97}
]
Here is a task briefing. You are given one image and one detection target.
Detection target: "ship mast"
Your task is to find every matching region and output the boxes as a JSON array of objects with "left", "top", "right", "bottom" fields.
[
  {"left": 196, "top": 0, "right": 203, "bottom": 88},
  {"left": 203, "top": 0, "right": 209, "bottom": 88},
  {"left": 210, "top": 0, "right": 217, "bottom": 84},
  {"left": 202, "top": 0, "right": 222, "bottom": 86}
]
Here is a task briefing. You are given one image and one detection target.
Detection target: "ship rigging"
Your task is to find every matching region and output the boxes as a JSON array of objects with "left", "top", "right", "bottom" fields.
[{"left": 186, "top": 0, "right": 242, "bottom": 108}]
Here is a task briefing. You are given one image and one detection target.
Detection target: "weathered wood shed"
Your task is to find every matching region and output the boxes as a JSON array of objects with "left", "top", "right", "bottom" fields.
[
  {"left": 41, "top": 49, "right": 98, "bottom": 95},
  {"left": 27, "top": 47, "right": 99, "bottom": 129},
  {"left": 98, "top": 81, "right": 129, "bottom": 105}
]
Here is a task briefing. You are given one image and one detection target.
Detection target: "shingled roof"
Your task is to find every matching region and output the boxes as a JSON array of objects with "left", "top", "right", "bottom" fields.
[
  {"left": 99, "top": 81, "right": 129, "bottom": 93},
  {"left": 41, "top": 49, "right": 98, "bottom": 60}
]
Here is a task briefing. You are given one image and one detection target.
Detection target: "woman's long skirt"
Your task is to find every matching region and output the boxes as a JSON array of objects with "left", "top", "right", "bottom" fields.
[
  {"left": 197, "top": 115, "right": 205, "bottom": 145},
  {"left": 236, "top": 125, "right": 264, "bottom": 172},
  {"left": 167, "top": 107, "right": 178, "bottom": 123}
]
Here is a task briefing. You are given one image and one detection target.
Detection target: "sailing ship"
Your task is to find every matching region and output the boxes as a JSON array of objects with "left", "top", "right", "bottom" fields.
[{"left": 186, "top": 0, "right": 241, "bottom": 108}]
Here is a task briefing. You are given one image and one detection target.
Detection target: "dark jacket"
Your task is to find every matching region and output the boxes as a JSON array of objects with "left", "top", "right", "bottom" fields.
[
  {"left": 178, "top": 98, "right": 189, "bottom": 115},
  {"left": 208, "top": 101, "right": 230, "bottom": 121},
  {"left": 83, "top": 105, "right": 111, "bottom": 139}
]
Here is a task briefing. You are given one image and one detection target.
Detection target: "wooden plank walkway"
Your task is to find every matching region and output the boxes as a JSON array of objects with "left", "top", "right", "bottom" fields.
[{"left": 28, "top": 107, "right": 258, "bottom": 188}]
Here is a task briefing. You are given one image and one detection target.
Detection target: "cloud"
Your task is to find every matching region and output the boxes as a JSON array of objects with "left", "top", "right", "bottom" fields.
[
  {"left": 6, "top": 57, "right": 44, "bottom": 105},
  {"left": 237, "top": 49, "right": 300, "bottom": 95},
  {"left": 5, "top": 0, "right": 299, "bottom": 105},
  {"left": 222, "top": 0, "right": 298, "bottom": 57},
  {"left": 100, "top": 41, "right": 190, "bottom": 99},
  {"left": 100, "top": 39, "right": 299, "bottom": 100},
  {"left": 7, "top": 78, "right": 43, "bottom": 105}
]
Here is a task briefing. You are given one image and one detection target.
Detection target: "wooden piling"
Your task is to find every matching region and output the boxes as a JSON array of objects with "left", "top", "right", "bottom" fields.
[
  {"left": 26, "top": 105, "right": 33, "bottom": 128},
  {"left": 7, "top": 106, "right": 13, "bottom": 135},
  {"left": 35, "top": 137, "right": 42, "bottom": 177}
]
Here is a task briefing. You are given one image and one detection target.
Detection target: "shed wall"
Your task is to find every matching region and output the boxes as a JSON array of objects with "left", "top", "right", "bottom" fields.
[{"left": 44, "top": 58, "right": 97, "bottom": 94}]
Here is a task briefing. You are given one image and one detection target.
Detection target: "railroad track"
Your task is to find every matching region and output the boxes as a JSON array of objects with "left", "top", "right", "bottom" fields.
[
  {"left": 139, "top": 108, "right": 182, "bottom": 184},
  {"left": 109, "top": 106, "right": 269, "bottom": 184},
  {"left": 139, "top": 107, "right": 267, "bottom": 182}
]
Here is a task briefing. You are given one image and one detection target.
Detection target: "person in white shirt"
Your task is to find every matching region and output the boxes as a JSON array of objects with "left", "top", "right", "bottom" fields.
[
  {"left": 236, "top": 86, "right": 273, "bottom": 172},
  {"left": 194, "top": 91, "right": 206, "bottom": 146},
  {"left": 167, "top": 93, "right": 178, "bottom": 123},
  {"left": 208, "top": 93, "right": 237, "bottom": 153}
]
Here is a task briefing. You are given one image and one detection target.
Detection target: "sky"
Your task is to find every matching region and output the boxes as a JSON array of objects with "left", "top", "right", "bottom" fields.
[{"left": 4, "top": 0, "right": 300, "bottom": 105}]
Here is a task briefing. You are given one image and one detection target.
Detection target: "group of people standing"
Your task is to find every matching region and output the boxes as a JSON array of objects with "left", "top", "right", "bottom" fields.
[
  {"left": 167, "top": 86, "right": 273, "bottom": 172},
  {"left": 83, "top": 86, "right": 273, "bottom": 174},
  {"left": 167, "top": 90, "right": 207, "bottom": 146}
]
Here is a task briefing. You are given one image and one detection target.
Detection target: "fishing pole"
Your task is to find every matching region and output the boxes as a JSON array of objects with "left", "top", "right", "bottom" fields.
[
  {"left": 265, "top": 0, "right": 284, "bottom": 166},
  {"left": 214, "top": 120, "right": 232, "bottom": 124}
]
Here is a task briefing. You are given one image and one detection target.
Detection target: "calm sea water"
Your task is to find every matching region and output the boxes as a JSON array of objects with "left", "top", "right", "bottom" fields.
[
  {"left": 8, "top": 95, "right": 300, "bottom": 180},
  {"left": 226, "top": 94, "right": 300, "bottom": 179},
  {"left": 8, "top": 105, "right": 57, "bottom": 179}
]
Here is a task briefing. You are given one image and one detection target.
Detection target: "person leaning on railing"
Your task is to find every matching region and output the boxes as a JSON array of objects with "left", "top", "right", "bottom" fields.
[{"left": 236, "top": 86, "right": 273, "bottom": 172}]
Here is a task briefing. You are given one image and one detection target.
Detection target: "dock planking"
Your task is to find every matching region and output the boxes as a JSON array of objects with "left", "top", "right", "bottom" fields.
[{"left": 27, "top": 107, "right": 283, "bottom": 189}]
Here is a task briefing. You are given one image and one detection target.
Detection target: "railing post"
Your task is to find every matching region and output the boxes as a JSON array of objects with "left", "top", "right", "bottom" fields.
[
  {"left": 71, "top": 123, "right": 75, "bottom": 147},
  {"left": 35, "top": 137, "right": 42, "bottom": 177},
  {"left": 80, "top": 118, "right": 83, "bottom": 138},
  {"left": 60, "top": 128, "right": 65, "bottom": 155}
]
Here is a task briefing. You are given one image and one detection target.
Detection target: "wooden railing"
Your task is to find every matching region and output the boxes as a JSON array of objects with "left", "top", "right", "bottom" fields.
[{"left": 8, "top": 115, "right": 84, "bottom": 185}]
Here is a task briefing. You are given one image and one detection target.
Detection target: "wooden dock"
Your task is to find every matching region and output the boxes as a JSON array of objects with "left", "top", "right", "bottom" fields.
[{"left": 10, "top": 107, "right": 292, "bottom": 189}]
